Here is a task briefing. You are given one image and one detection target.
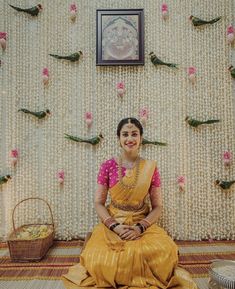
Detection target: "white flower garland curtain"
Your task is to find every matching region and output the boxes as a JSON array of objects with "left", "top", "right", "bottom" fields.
[{"left": 0, "top": 0, "right": 234, "bottom": 240}]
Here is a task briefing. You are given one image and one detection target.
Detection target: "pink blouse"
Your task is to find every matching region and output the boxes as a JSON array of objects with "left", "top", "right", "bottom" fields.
[{"left": 97, "top": 158, "right": 161, "bottom": 191}]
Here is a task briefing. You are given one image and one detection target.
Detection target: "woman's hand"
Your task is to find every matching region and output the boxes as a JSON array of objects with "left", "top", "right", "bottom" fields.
[
  {"left": 113, "top": 224, "right": 131, "bottom": 236},
  {"left": 118, "top": 226, "right": 141, "bottom": 240}
]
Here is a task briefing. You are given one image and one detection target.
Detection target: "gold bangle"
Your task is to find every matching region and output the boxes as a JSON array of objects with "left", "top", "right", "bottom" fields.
[
  {"left": 104, "top": 217, "right": 116, "bottom": 228},
  {"left": 143, "top": 219, "right": 151, "bottom": 226},
  {"left": 140, "top": 219, "right": 151, "bottom": 228},
  {"left": 102, "top": 216, "right": 112, "bottom": 223}
]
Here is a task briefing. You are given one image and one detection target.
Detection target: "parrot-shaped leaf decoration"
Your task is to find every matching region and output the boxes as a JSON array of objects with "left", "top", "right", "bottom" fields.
[
  {"left": 49, "top": 51, "right": 83, "bottom": 62},
  {"left": 229, "top": 66, "right": 235, "bottom": 78},
  {"left": 185, "top": 116, "right": 220, "bottom": 128},
  {"left": 9, "top": 4, "right": 42, "bottom": 16},
  {"left": 142, "top": 138, "right": 167, "bottom": 146},
  {"left": 149, "top": 52, "right": 178, "bottom": 69},
  {"left": 0, "top": 175, "right": 11, "bottom": 185},
  {"left": 215, "top": 180, "right": 235, "bottom": 190},
  {"left": 65, "top": 133, "right": 103, "bottom": 145},
  {"left": 18, "top": 108, "right": 51, "bottom": 119},
  {"left": 189, "top": 15, "right": 221, "bottom": 27}
]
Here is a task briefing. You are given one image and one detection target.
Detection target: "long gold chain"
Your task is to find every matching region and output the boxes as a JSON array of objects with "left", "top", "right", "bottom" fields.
[{"left": 118, "top": 155, "right": 141, "bottom": 189}]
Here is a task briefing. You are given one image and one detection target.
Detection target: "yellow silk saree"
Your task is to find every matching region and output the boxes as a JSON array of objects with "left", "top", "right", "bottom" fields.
[{"left": 63, "top": 159, "right": 197, "bottom": 289}]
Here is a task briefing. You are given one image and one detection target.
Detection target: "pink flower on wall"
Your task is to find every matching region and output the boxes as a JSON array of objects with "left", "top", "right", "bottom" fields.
[
  {"left": 57, "top": 170, "right": 65, "bottom": 184},
  {"left": 177, "top": 175, "right": 186, "bottom": 192},
  {"left": 139, "top": 107, "right": 148, "bottom": 125},
  {"left": 116, "top": 82, "right": 125, "bottom": 97},
  {"left": 70, "top": 3, "right": 77, "bottom": 21},
  {"left": 0, "top": 32, "right": 7, "bottom": 51},
  {"left": 85, "top": 112, "right": 93, "bottom": 127},
  {"left": 226, "top": 25, "right": 235, "bottom": 44},
  {"left": 223, "top": 150, "right": 232, "bottom": 167},
  {"left": 42, "top": 67, "right": 49, "bottom": 85},
  {"left": 10, "top": 149, "right": 19, "bottom": 166},
  {"left": 161, "top": 3, "right": 168, "bottom": 20},
  {"left": 187, "top": 66, "right": 196, "bottom": 83}
]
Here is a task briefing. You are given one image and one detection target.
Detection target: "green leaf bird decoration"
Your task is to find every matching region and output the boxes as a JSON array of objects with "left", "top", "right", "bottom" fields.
[
  {"left": 0, "top": 175, "right": 11, "bottom": 185},
  {"left": 189, "top": 15, "right": 221, "bottom": 27},
  {"left": 185, "top": 116, "right": 220, "bottom": 128},
  {"left": 65, "top": 133, "right": 103, "bottom": 145},
  {"left": 149, "top": 52, "right": 178, "bottom": 69},
  {"left": 18, "top": 108, "right": 51, "bottom": 119},
  {"left": 142, "top": 138, "right": 167, "bottom": 146},
  {"left": 49, "top": 51, "right": 83, "bottom": 62},
  {"left": 9, "top": 4, "right": 42, "bottom": 16}
]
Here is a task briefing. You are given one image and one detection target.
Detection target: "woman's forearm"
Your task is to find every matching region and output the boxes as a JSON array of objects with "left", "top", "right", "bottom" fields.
[
  {"left": 145, "top": 187, "right": 163, "bottom": 225},
  {"left": 144, "top": 205, "right": 162, "bottom": 224},
  {"left": 95, "top": 202, "right": 112, "bottom": 221}
]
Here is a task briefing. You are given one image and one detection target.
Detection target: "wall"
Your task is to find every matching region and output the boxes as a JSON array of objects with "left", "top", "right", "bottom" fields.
[{"left": 0, "top": 0, "right": 234, "bottom": 240}]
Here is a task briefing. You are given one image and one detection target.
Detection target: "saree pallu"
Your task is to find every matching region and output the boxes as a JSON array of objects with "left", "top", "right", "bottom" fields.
[{"left": 62, "top": 159, "right": 198, "bottom": 289}]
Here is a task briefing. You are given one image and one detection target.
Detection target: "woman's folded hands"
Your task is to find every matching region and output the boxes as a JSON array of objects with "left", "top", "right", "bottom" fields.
[{"left": 114, "top": 224, "right": 142, "bottom": 240}]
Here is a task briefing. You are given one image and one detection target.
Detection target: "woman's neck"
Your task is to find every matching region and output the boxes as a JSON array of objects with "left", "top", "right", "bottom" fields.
[{"left": 121, "top": 151, "right": 139, "bottom": 162}]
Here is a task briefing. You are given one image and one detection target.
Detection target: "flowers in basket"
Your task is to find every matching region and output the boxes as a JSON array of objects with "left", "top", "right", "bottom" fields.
[{"left": 15, "top": 225, "right": 53, "bottom": 240}]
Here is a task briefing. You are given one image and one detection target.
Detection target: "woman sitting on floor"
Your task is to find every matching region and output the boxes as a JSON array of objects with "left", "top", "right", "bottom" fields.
[{"left": 63, "top": 117, "right": 198, "bottom": 289}]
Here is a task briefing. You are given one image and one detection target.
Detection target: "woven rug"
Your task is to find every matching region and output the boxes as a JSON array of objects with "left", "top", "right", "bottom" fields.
[{"left": 0, "top": 240, "right": 234, "bottom": 289}]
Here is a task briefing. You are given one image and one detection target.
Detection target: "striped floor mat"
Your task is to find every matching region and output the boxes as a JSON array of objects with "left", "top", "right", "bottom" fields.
[{"left": 0, "top": 240, "right": 234, "bottom": 289}]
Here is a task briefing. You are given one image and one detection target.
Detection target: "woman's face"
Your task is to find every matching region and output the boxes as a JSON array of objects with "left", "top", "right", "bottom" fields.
[{"left": 119, "top": 122, "right": 142, "bottom": 154}]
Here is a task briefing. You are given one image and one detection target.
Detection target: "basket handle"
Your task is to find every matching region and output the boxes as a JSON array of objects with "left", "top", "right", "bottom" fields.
[{"left": 12, "top": 197, "right": 55, "bottom": 233}]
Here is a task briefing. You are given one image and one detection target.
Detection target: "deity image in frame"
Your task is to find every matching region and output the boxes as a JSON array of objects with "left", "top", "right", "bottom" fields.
[{"left": 96, "top": 9, "right": 144, "bottom": 66}]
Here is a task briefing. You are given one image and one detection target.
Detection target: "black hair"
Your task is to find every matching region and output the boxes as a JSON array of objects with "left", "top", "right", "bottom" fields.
[{"left": 117, "top": 117, "right": 143, "bottom": 137}]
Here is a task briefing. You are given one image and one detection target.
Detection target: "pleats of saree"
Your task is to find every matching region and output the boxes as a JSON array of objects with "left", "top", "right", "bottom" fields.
[{"left": 62, "top": 223, "right": 198, "bottom": 289}]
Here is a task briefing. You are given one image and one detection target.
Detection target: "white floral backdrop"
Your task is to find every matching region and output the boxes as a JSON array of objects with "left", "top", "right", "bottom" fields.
[{"left": 0, "top": 0, "right": 235, "bottom": 240}]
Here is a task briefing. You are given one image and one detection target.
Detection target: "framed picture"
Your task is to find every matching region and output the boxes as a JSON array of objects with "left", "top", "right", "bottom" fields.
[{"left": 96, "top": 9, "right": 144, "bottom": 66}]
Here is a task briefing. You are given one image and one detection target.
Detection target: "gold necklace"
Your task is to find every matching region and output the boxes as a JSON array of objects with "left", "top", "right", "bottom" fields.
[
  {"left": 122, "top": 157, "right": 138, "bottom": 178},
  {"left": 125, "top": 169, "right": 134, "bottom": 178},
  {"left": 118, "top": 156, "right": 141, "bottom": 190}
]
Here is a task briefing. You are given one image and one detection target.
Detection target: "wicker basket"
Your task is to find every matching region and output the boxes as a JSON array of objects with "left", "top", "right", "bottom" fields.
[{"left": 7, "top": 197, "right": 55, "bottom": 262}]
